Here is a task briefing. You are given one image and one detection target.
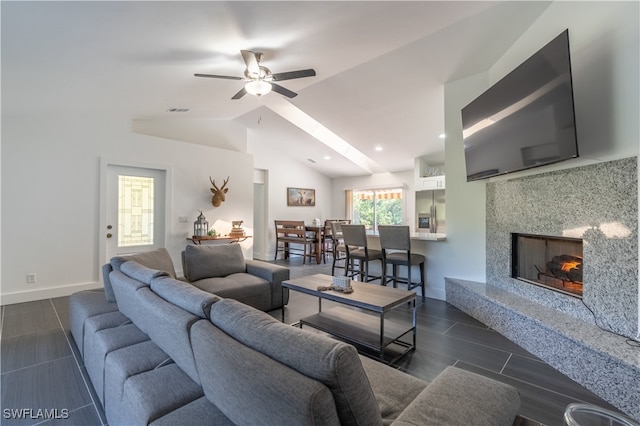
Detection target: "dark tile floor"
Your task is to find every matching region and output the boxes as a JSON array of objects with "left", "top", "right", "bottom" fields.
[{"left": 0, "top": 257, "right": 620, "bottom": 426}]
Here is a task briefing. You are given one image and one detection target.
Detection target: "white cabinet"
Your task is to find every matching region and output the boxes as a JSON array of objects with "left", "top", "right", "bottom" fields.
[{"left": 417, "top": 175, "right": 445, "bottom": 190}]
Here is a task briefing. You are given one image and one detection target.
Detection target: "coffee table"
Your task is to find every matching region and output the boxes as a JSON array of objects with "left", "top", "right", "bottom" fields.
[{"left": 282, "top": 274, "right": 416, "bottom": 363}]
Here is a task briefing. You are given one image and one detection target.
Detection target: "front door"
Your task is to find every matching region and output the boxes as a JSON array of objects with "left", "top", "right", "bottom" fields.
[{"left": 103, "top": 164, "right": 166, "bottom": 261}]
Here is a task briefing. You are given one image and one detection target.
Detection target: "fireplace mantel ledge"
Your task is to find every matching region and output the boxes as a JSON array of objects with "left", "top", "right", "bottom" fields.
[{"left": 445, "top": 277, "right": 640, "bottom": 421}]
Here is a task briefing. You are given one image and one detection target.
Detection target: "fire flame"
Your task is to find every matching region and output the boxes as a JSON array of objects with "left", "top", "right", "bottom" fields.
[{"left": 560, "top": 261, "right": 581, "bottom": 272}]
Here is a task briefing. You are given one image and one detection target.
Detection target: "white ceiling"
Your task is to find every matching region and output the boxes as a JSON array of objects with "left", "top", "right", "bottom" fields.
[{"left": 1, "top": 1, "right": 551, "bottom": 177}]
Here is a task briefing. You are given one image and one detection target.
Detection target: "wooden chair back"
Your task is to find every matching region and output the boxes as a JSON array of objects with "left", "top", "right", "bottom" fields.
[{"left": 274, "top": 220, "right": 307, "bottom": 240}]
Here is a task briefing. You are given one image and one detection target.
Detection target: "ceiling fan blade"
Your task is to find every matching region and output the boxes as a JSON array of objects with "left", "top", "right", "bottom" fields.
[
  {"left": 272, "top": 69, "right": 316, "bottom": 81},
  {"left": 240, "top": 50, "right": 260, "bottom": 76},
  {"left": 231, "top": 87, "right": 247, "bottom": 100},
  {"left": 271, "top": 83, "right": 297, "bottom": 98},
  {"left": 194, "top": 73, "right": 243, "bottom": 80}
]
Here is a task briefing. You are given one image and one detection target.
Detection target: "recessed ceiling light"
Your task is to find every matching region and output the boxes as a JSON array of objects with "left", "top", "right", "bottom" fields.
[
  {"left": 167, "top": 108, "right": 190, "bottom": 113},
  {"left": 374, "top": 146, "right": 383, "bottom": 151},
  {"left": 439, "top": 133, "right": 446, "bottom": 139},
  {"left": 324, "top": 155, "right": 331, "bottom": 160}
]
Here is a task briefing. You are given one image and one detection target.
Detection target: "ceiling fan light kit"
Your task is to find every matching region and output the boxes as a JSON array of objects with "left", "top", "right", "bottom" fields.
[
  {"left": 195, "top": 50, "right": 316, "bottom": 99},
  {"left": 245, "top": 80, "right": 272, "bottom": 97}
]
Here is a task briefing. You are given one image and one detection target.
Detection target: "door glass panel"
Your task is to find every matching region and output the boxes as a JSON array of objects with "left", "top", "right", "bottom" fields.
[{"left": 118, "top": 175, "right": 154, "bottom": 247}]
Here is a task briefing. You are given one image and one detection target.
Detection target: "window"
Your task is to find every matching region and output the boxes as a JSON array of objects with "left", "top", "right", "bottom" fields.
[{"left": 352, "top": 188, "right": 403, "bottom": 233}]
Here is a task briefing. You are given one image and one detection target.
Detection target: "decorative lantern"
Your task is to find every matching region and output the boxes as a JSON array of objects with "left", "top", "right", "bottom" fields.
[{"left": 194, "top": 211, "right": 209, "bottom": 237}]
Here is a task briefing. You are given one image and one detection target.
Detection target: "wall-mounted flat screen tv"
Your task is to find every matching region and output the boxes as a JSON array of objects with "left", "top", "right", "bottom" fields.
[{"left": 462, "top": 30, "right": 579, "bottom": 182}]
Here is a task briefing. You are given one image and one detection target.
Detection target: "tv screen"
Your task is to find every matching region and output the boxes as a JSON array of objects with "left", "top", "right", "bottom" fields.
[{"left": 462, "top": 30, "right": 579, "bottom": 182}]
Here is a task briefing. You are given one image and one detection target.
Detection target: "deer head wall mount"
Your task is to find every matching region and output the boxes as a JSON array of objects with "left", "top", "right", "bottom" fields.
[{"left": 210, "top": 176, "right": 229, "bottom": 207}]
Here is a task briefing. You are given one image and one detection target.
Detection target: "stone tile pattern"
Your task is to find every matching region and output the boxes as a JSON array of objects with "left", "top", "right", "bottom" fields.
[
  {"left": 446, "top": 278, "right": 640, "bottom": 422},
  {"left": 486, "top": 157, "right": 638, "bottom": 340}
]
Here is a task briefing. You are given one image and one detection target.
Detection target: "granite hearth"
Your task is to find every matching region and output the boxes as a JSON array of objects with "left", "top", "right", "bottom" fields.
[
  {"left": 446, "top": 156, "right": 639, "bottom": 420},
  {"left": 446, "top": 278, "right": 640, "bottom": 421}
]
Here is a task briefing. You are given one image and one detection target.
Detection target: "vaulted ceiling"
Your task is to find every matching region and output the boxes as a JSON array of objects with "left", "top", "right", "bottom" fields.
[{"left": 1, "top": 1, "right": 551, "bottom": 177}]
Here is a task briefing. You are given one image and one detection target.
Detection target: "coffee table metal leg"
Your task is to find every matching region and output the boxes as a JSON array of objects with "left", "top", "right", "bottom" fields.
[
  {"left": 412, "top": 298, "right": 417, "bottom": 348},
  {"left": 380, "top": 312, "right": 385, "bottom": 360},
  {"left": 281, "top": 287, "right": 285, "bottom": 322}
]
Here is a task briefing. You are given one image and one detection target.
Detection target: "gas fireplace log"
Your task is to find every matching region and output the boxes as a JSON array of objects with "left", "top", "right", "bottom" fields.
[{"left": 546, "top": 254, "right": 583, "bottom": 283}]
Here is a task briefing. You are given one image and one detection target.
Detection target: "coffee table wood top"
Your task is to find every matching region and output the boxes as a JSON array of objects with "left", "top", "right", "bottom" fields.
[{"left": 282, "top": 274, "right": 416, "bottom": 313}]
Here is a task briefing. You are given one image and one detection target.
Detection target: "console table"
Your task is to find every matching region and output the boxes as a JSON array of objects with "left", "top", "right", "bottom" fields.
[{"left": 187, "top": 235, "right": 251, "bottom": 244}]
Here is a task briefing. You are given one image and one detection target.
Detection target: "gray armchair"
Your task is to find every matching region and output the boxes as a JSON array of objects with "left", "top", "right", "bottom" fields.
[{"left": 181, "top": 244, "right": 289, "bottom": 312}]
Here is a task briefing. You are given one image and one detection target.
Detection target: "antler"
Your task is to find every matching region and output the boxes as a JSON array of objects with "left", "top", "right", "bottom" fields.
[
  {"left": 210, "top": 176, "right": 219, "bottom": 192},
  {"left": 220, "top": 176, "right": 229, "bottom": 190}
]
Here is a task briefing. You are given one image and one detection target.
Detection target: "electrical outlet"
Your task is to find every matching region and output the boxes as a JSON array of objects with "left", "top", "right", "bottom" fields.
[{"left": 26, "top": 273, "right": 37, "bottom": 283}]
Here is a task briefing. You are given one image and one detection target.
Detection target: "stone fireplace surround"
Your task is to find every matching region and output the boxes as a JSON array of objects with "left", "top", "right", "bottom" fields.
[{"left": 446, "top": 156, "right": 639, "bottom": 420}]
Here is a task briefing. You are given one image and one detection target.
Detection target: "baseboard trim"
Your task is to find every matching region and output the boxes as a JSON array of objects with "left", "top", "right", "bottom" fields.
[{"left": 0, "top": 282, "right": 102, "bottom": 306}]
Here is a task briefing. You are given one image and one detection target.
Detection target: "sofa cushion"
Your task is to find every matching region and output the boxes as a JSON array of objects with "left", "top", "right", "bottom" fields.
[
  {"left": 391, "top": 366, "right": 520, "bottom": 426},
  {"left": 359, "top": 355, "right": 428, "bottom": 425},
  {"left": 111, "top": 248, "right": 177, "bottom": 278},
  {"left": 191, "top": 274, "right": 271, "bottom": 312},
  {"left": 69, "top": 289, "right": 119, "bottom": 356},
  {"left": 102, "top": 263, "right": 117, "bottom": 302},
  {"left": 104, "top": 339, "right": 173, "bottom": 419},
  {"left": 150, "top": 275, "right": 220, "bottom": 318},
  {"left": 110, "top": 270, "right": 203, "bottom": 385},
  {"left": 83, "top": 320, "right": 150, "bottom": 405},
  {"left": 191, "top": 320, "right": 341, "bottom": 426},
  {"left": 120, "top": 261, "right": 169, "bottom": 285},
  {"left": 150, "top": 397, "right": 234, "bottom": 426},
  {"left": 209, "top": 299, "right": 383, "bottom": 426},
  {"left": 104, "top": 248, "right": 175, "bottom": 302},
  {"left": 109, "top": 270, "right": 150, "bottom": 325},
  {"left": 113, "top": 363, "right": 204, "bottom": 426},
  {"left": 135, "top": 288, "right": 203, "bottom": 385},
  {"left": 182, "top": 244, "right": 245, "bottom": 281}
]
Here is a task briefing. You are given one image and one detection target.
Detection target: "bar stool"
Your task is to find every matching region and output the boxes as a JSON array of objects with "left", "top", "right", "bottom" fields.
[
  {"left": 330, "top": 221, "right": 349, "bottom": 276},
  {"left": 323, "top": 219, "right": 351, "bottom": 263},
  {"left": 341, "top": 224, "right": 382, "bottom": 283},
  {"left": 378, "top": 225, "right": 425, "bottom": 297},
  {"left": 322, "top": 219, "right": 336, "bottom": 263}
]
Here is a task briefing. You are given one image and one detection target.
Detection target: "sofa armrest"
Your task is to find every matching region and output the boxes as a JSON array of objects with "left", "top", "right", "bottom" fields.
[
  {"left": 391, "top": 366, "right": 520, "bottom": 426},
  {"left": 245, "top": 260, "right": 290, "bottom": 308}
]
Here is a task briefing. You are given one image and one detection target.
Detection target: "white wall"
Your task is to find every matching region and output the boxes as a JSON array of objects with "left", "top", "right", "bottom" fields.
[
  {"left": 436, "top": 73, "right": 491, "bottom": 292},
  {"left": 1, "top": 113, "right": 253, "bottom": 304},
  {"left": 438, "top": 1, "right": 639, "bottom": 303},
  {"left": 133, "top": 118, "right": 247, "bottom": 153},
  {"left": 248, "top": 129, "right": 333, "bottom": 261},
  {"left": 489, "top": 1, "right": 639, "bottom": 168}
]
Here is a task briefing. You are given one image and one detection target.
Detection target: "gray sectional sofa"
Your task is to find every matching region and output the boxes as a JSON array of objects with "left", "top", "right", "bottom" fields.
[{"left": 70, "top": 248, "right": 522, "bottom": 425}]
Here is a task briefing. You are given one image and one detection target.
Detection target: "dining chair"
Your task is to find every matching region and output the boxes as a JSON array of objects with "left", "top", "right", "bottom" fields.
[
  {"left": 340, "top": 224, "right": 382, "bottom": 283},
  {"left": 329, "top": 221, "right": 350, "bottom": 276},
  {"left": 378, "top": 225, "right": 425, "bottom": 297},
  {"left": 274, "top": 220, "right": 316, "bottom": 264}
]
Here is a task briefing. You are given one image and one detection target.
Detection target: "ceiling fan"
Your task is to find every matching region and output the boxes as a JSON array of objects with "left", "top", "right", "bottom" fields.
[{"left": 195, "top": 50, "right": 316, "bottom": 99}]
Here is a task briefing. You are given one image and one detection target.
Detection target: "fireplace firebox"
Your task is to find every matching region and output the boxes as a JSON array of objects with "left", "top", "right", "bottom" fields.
[{"left": 511, "top": 233, "right": 583, "bottom": 297}]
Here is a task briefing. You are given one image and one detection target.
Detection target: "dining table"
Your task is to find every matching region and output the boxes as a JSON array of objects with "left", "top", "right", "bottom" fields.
[{"left": 304, "top": 225, "right": 325, "bottom": 264}]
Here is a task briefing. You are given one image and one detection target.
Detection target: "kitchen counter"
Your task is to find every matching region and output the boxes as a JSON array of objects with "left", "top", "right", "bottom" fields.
[{"left": 366, "top": 232, "right": 446, "bottom": 241}]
